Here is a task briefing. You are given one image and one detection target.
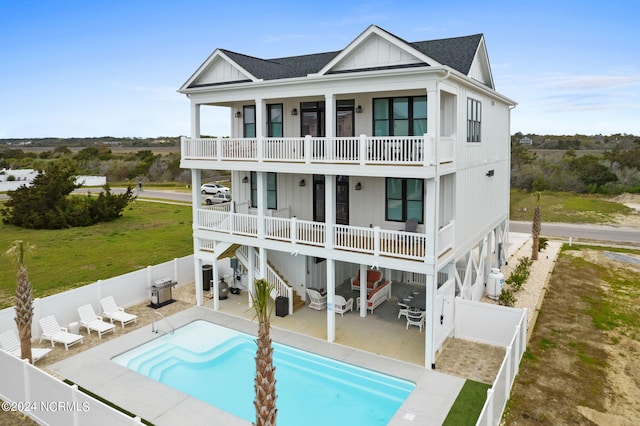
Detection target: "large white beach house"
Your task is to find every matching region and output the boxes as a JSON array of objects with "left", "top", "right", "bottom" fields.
[{"left": 179, "top": 25, "right": 515, "bottom": 368}]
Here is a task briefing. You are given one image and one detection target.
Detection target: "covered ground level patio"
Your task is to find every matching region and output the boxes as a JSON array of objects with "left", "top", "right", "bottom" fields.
[{"left": 198, "top": 281, "right": 504, "bottom": 385}]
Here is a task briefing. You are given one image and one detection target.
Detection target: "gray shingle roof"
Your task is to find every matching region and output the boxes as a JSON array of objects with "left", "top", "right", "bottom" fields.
[
  {"left": 221, "top": 50, "right": 341, "bottom": 80},
  {"left": 202, "top": 31, "right": 483, "bottom": 84}
]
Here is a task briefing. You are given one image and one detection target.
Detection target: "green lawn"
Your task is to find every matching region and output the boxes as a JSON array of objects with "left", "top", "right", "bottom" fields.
[
  {"left": 0, "top": 200, "right": 193, "bottom": 309},
  {"left": 509, "top": 189, "right": 632, "bottom": 223},
  {"left": 443, "top": 380, "right": 491, "bottom": 425}
]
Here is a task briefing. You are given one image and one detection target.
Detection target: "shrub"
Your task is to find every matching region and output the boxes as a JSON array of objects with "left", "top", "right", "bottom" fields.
[
  {"left": 505, "top": 257, "right": 533, "bottom": 292},
  {"left": 498, "top": 287, "right": 516, "bottom": 307},
  {"left": 538, "top": 237, "right": 549, "bottom": 251},
  {"left": 1, "top": 159, "right": 135, "bottom": 229}
]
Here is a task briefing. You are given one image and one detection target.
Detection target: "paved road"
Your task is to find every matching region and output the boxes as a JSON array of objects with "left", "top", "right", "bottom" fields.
[
  {"left": 3, "top": 188, "right": 639, "bottom": 245},
  {"left": 510, "top": 221, "right": 640, "bottom": 245}
]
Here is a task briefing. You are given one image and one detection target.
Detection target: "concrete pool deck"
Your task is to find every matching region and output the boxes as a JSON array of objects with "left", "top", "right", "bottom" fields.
[{"left": 49, "top": 306, "right": 465, "bottom": 425}]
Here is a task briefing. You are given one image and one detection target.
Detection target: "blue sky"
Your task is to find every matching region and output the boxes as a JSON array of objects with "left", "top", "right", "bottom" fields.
[{"left": 1, "top": 0, "right": 639, "bottom": 138}]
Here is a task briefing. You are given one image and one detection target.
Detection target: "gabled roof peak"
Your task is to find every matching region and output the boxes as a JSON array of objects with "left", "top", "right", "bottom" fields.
[{"left": 180, "top": 25, "right": 493, "bottom": 91}]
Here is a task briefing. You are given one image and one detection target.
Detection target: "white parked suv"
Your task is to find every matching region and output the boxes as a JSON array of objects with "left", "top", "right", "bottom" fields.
[
  {"left": 205, "top": 193, "right": 232, "bottom": 205},
  {"left": 201, "top": 183, "right": 230, "bottom": 194}
]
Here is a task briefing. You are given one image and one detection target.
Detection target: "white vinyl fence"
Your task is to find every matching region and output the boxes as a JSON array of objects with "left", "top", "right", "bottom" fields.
[
  {"left": 0, "top": 350, "right": 143, "bottom": 425},
  {"left": 454, "top": 298, "right": 528, "bottom": 426},
  {"left": 0, "top": 255, "right": 195, "bottom": 339},
  {"left": 0, "top": 255, "right": 199, "bottom": 425}
]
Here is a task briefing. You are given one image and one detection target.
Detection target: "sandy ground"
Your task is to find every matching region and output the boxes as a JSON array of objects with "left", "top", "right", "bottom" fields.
[{"left": 611, "top": 193, "right": 640, "bottom": 227}]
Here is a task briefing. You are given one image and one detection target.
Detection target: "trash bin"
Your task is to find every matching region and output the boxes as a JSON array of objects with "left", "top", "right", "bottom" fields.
[
  {"left": 68, "top": 321, "right": 80, "bottom": 334},
  {"left": 202, "top": 264, "right": 213, "bottom": 291},
  {"left": 276, "top": 296, "right": 289, "bottom": 317}
]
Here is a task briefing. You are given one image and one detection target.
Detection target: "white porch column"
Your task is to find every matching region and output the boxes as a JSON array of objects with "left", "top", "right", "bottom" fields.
[
  {"left": 257, "top": 171, "right": 266, "bottom": 239},
  {"left": 255, "top": 99, "right": 264, "bottom": 162},
  {"left": 359, "top": 264, "right": 367, "bottom": 317},
  {"left": 259, "top": 247, "right": 267, "bottom": 280},
  {"left": 325, "top": 93, "right": 335, "bottom": 137},
  {"left": 425, "top": 271, "right": 437, "bottom": 369},
  {"left": 212, "top": 258, "right": 220, "bottom": 311},
  {"left": 425, "top": 177, "right": 439, "bottom": 369},
  {"left": 325, "top": 93, "right": 335, "bottom": 160},
  {"left": 426, "top": 84, "right": 440, "bottom": 166},
  {"left": 248, "top": 246, "right": 255, "bottom": 306},
  {"left": 194, "top": 257, "right": 203, "bottom": 306},
  {"left": 191, "top": 103, "right": 201, "bottom": 138},
  {"left": 326, "top": 258, "right": 336, "bottom": 342},
  {"left": 485, "top": 229, "right": 494, "bottom": 284},
  {"left": 191, "top": 169, "right": 202, "bottom": 225},
  {"left": 191, "top": 169, "right": 203, "bottom": 306},
  {"left": 324, "top": 174, "right": 335, "bottom": 248}
]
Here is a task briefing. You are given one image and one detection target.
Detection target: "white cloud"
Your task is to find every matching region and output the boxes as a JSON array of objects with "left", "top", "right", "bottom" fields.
[{"left": 546, "top": 74, "right": 640, "bottom": 91}]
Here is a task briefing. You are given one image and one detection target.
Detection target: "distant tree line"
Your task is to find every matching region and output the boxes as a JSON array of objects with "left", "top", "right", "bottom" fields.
[
  {"left": 512, "top": 132, "right": 640, "bottom": 150},
  {"left": 0, "top": 146, "right": 194, "bottom": 184},
  {"left": 0, "top": 136, "right": 180, "bottom": 147},
  {"left": 511, "top": 142, "right": 640, "bottom": 194}
]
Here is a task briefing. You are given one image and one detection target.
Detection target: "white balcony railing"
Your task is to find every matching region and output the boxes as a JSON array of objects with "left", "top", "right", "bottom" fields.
[
  {"left": 182, "top": 134, "right": 455, "bottom": 166},
  {"left": 198, "top": 209, "right": 454, "bottom": 263}
]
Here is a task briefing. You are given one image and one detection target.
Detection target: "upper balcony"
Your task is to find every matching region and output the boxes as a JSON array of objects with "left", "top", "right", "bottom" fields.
[{"left": 181, "top": 134, "right": 455, "bottom": 176}]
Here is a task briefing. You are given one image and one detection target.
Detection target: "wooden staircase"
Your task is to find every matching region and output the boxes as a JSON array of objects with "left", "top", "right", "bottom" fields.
[
  {"left": 234, "top": 246, "right": 306, "bottom": 314},
  {"left": 267, "top": 261, "right": 306, "bottom": 312}
]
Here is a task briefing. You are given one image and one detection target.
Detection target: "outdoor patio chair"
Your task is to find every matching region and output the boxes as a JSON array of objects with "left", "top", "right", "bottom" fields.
[
  {"left": 100, "top": 296, "right": 138, "bottom": 328},
  {"left": 77, "top": 304, "right": 116, "bottom": 338},
  {"left": 306, "top": 289, "right": 327, "bottom": 310},
  {"left": 0, "top": 329, "right": 51, "bottom": 363},
  {"left": 404, "top": 218, "right": 418, "bottom": 233},
  {"left": 38, "top": 315, "right": 84, "bottom": 350},
  {"left": 334, "top": 295, "right": 353, "bottom": 317},
  {"left": 406, "top": 308, "right": 425, "bottom": 332},
  {"left": 397, "top": 298, "right": 410, "bottom": 319}
]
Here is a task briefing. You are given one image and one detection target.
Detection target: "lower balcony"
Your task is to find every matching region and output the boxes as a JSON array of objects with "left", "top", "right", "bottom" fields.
[
  {"left": 197, "top": 203, "right": 455, "bottom": 264},
  {"left": 181, "top": 134, "right": 454, "bottom": 167}
]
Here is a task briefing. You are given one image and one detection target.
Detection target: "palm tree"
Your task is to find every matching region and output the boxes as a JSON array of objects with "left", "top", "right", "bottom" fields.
[
  {"left": 531, "top": 192, "right": 541, "bottom": 261},
  {"left": 251, "top": 278, "right": 277, "bottom": 426},
  {"left": 3, "top": 241, "right": 35, "bottom": 364}
]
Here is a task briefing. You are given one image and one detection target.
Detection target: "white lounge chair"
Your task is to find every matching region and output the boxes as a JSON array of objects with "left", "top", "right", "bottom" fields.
[
  {"left": 306, "top": 289, "right": 327, "bottom": 310},
  {"left": 334, "top": 295, "right": 353, "bottom": 317},
  {"left": 77, "top": 304, "right": 116, "bottom": 338},
  {"left": 100, "top": 296, "right": 137, "bottom": 328},
  {"left": 39, "top": 315, "right": 84, "bottom": 350},
  {"left": 0, "top": 329, "right": 51, "bottom": 363}
]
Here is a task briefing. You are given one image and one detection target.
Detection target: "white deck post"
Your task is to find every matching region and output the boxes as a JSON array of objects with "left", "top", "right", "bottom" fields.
[
  {"left": 247, "top": 246, "right": 255, "bottom": 307},
  {"left": 326, "top": 258, "right": 336, "bottom": 342},
  {"left": 359, "top": 264, "right": 367, "bottom": 317},
  {"left": 324, "top": 175, "right": 335, "bottom": 249},
  {"left": 212, "top": 259, "right": 219, "bottom": 311},
  {"left": 194, "top": 257, "right": 203, "bottom": 306},
  {"left": 191, "top": 169, "right": 203, "bottom": 305},
  {"left": 425, "top": 177, "right": 439, "bottom": 369}
]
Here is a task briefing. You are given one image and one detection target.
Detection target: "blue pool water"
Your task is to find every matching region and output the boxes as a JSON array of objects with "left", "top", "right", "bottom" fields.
[{"left": 113, "top": 320, "right": 414, "bottom": 425}]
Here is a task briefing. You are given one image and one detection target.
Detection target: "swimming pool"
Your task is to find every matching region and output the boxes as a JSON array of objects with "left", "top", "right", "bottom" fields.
[{"left": 113, "top": 320, "right": 414, "bottom": 425}]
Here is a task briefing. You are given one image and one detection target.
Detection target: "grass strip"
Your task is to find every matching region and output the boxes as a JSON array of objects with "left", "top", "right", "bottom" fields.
[
  {"left": 63, "top": 379, "right": 154, "bottom": 425},
  {"left": 443, "top": 379, "right": 491, "bottom": 425}
]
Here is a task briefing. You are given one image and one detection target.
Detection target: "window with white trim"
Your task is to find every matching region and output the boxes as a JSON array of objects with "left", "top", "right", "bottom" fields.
[{"left": 467, "top": 98, "right": 481, "bottom": 142}]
